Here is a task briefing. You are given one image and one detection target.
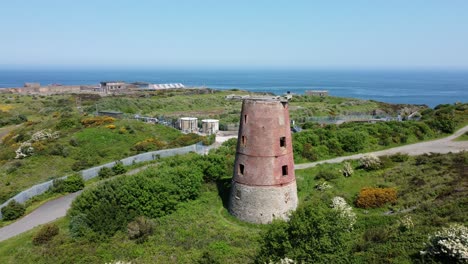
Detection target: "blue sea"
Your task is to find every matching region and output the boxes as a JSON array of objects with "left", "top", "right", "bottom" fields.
[{"left": 0, "top": 69, "right": 467, "bottom": 108}]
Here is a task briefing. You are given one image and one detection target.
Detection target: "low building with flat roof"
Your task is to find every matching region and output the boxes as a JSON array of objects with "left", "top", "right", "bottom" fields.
[
  {"left": 201, "top": 119, "right": 219, "bottom": 134},
  {"left": 178, "top": 117, "right": 198, "bottom": 133},
  {"left": 305, "top": 90, "right": 329, "bottom": 97}
]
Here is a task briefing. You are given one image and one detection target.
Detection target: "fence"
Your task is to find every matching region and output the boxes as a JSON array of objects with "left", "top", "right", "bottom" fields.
[
  {"left": 306, "top": 115, "right": 395, "bottom": 124},
  {"left": 0, "top": 142, "right": 212, "bottom": 219}
]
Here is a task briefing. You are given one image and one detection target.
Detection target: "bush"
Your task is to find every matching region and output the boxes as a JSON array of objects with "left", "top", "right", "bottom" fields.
[
  {"left": 80, "top": 116, "right": 115, "bottom": 127},
  {"left": 112, "top": 161, "right": 127, "bottom": 175},
  {"left": 256, "top": 200, "right": 352, "bottom": 263},
  {"left": 68, "top": 159, "right": 204, "bottom": 237},
  {"left": 341, "top": 162, "right": 354, "bottom": 177},
  {"left": 422, "top": 224, "right": 468, "bottom": 262},
  {"left": 127, "top": 216, "right": 155, "bottom": 243},
  {"left": 359, "top": 154, "right": 381, "bottom": 171},
  {"left": 390, "top": 153, "right": 409, "bottom": 162},
  {"left": 315, "top": 170, "right": 340, "bottom": 181},
  {"left": 1, "top": 200, "right": 26, "bottom": 220},
  {"left": 72, "top": 159, "right": 92, "bottom": 171},
  {"left": 51, "top": 174, "right": 85, "bottom": 193},
  {"left": 355, "top": 187, "right": 397, "bottom": 208},
  {"left": 202, "top": 134, "right": 216, "bottom": 146},
  {"left": 132, "top": 138, "right": 166, "bottom": 152},
  {"left": 337, "top": 130, "right": 368, "bottom": 152},
  {"left": 32, "top": 223, "right": 59, "bottom": 245},
  {"left": 98, "top": 166, "right": 114, "bottom": 179}
]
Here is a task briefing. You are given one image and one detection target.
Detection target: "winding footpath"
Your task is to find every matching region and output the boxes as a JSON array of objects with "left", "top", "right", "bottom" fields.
[{"left": 1, "top": 126, "right": 467, "bottom": 242}]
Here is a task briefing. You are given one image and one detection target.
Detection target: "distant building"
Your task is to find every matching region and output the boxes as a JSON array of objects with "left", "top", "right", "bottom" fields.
[
  {"left": 178, "top": 117, "right": 198, "bottom": 133},
  {"left": 305, "top": 90, "right": 329, "bottom": 97},
  {"left": 100, "top": 81, "right": 130, "bottom": 94},
  {"left": 24, "top": 83, "right": 40, "bottom": 88},
  {"left": 201, "top": 119, "right": 219, "bottom": 134},
  {"left": 148, "top": 83, "right": 185, "bottom": 90}
]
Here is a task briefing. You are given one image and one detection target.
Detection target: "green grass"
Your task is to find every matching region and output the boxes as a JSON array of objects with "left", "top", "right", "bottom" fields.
[
  {"left": 0, "top": 117, "right": 195, "bottom": 204},
  {"left": 0, "top": 186, "right": 265, "bottom": 264},
  {"left": 1, "top": 152, "right": 465, "bottom": 263}
]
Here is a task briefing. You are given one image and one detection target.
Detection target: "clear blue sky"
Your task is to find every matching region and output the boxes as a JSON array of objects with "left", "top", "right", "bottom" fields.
[{"left": 1, "top": 0, "right": 467, "bottom": 69}]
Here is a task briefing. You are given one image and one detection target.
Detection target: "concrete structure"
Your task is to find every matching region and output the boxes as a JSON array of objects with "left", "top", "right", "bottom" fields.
[
  {"left": 149, "top": 83, "right": 185, "bottom": 89},
  {"left": 229, "top": 96, "right": 298, "bottom": 224},
  {"left": 305, "top": 90, "right": 329, "bottom": 97},
  {"left": 201, "top": 119, "right": 219, "bottom": 134},
  {"left": 0, "top": 85, "right": 82, "bottom": 95},
  {"left": 179, "top": 117, "right": 198, "bottom": 133},
  {"left": 24, "top": 82, "right": 41, "bottom": 88}
]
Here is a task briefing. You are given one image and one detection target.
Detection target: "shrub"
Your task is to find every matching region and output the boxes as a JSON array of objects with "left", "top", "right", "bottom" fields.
[
  {"left": 69, "top": 213, "right": 91, "bottom": 239},
  {"left": 106, "top": 124, "right": 116, "bottom": 129},
  {"left": 112, "top": 161, "right": 127, "bottom": 175},
  {"left": 397, "top": 215, "right": 414, "bottom": 232},
  {"left": 355, "top": 187, "right": 397, "bottom": 208},
  {"left": 32, "top": 223, "right": 59, "bottom": 245},
  {"left": 51, "top": 174, "right": 85, "bottom": 193},
  {"left": 390, "top": 153, "right": 409, "bottom": 162},
  {"left": 315, "top": 181, "right": 332, "bottom": 191},
  {"left": 69, "top": 138, "right": 79, "bottom": 147},
  {"left": 56, "top": 118, "right": 78, "bottom": 130},
  {"left": 422, "top": 224, "right": 468, "bottom": 262},
  {"left": 331, "top": 197, "right": 356, "bottom": 229},
  {"left": 68, "top": 160, "right": 204, "bottom": 237},
  {"left": 337, "top": 129, "right": 368, "bottom": 152},
  {"left": 341, "top": 162, "right": 354, "bottom": 177},
  {"left": 98, "top": 166, "right": 114, "bottom": 179},
  {"left": 359, "top": 154, "right": 381, "bottom": 171},
  {"left": 127, "top": 216, "right": 155, "bottom": 243},
  {"left": 202, "top": 134, "right": 216, "bottom": 146},
  {"left": 80, "top": 116, "right": 115, "bottom": 127},
  {"left": 256, "top": 201, "right": 352, "bottom": 263},
  {"left": 315, "top": 170, "right": 339, "bottom": 181},
  {"left": 132, "top": 138, "right": 166, "bottom": 152},
  {"left": 72, "top": 158, "right": 92, "bottom": 171},
  {"left": 1, "top": 200, "right": 26, "bottom": 220}
]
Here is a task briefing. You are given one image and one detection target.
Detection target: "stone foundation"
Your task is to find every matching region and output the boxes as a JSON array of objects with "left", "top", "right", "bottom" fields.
[{"left": 229, "top": 181, "right": 298, "bottom": 224}]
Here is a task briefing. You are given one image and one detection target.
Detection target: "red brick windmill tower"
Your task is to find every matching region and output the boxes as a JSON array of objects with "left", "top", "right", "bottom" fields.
[{"left": 229, "top": 95, "right": 298, "bottom": 224}]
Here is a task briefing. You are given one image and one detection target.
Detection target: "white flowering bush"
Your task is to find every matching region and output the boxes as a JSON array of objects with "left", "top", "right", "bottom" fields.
[
  {"left": 341, "top": 162, "right": 354, "bottom": 177},
  {"left": 14, "top": 129, "right": 60, "bottom": 159},
  {"left": 421, "top": 224, "right": 468, "bottom": 262},
  {"left": 359, "top": 154, "right": 381, "bottom": 171},
  {"left": 397, "top": 215, "right": 414, "bottom": 232},
  {"left": 15, "top": 142, "right": 34, "bottom": 159},
  {"left": 331, "top": 196, "right": 356, "bottom": 229},
  {"left": 31, "top": 129, "right": 60, "bottom": 141},
  {"left": 315, "top": 181, "right": 332, "bottom": 191}
]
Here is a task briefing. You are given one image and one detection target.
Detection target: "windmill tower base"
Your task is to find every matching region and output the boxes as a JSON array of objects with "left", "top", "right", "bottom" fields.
[{"left": 229, "top": 181, "right": 298, "bottom": 224}]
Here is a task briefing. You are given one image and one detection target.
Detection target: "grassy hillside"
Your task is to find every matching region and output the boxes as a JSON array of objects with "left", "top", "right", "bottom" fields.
[
  {"left": 0, "top": 93, "right": 205, "bottom": 203},
  {"left": 1, "top": 91, "right": 466, "bottom": 205},
  {"left": 0, "top": 149, "right": 466, "bottom": 263}
]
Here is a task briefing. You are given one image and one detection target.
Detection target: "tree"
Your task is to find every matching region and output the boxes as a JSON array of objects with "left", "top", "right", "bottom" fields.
[{"left": 256, "top": 201, "right": 352, "bottom": 263}]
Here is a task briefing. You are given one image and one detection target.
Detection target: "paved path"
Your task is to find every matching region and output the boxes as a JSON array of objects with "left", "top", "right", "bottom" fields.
[
  {"left": 0, "top": 191, "right": 81, "bottom": 242},
  {"left": 1, "top": 126, "right": 467, "bottom": 242},
  {"left": 295, "top": 125, "right": 468, "bottom": 170}
]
